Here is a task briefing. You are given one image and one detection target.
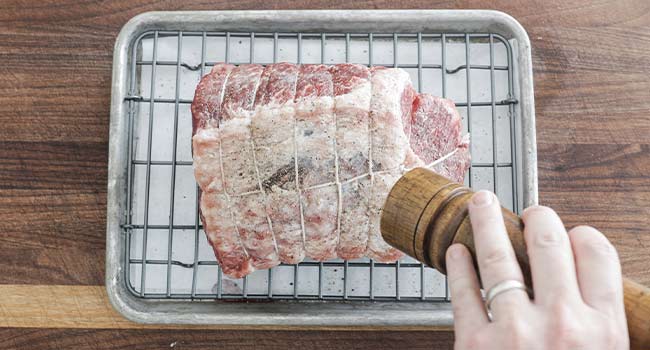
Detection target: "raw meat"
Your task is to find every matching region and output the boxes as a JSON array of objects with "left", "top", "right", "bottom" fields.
[
  {"left": 192, "top": 63, "right": 470, "bottom": 278},
  {"left": 366, "top": 67, "right": 416, "bottom": 262},
  {"left": 295, "top": 64, "right": 338, "bottom": 261},
  {"left": 251, "top": 63, "right": 303, "bottom": 265},
  {"left": 330, "top": 64, "right": 371, "bottom": 260},
  {"left": 220, "top": 64, "right": 281, "bottom": 271},
  {"left": 411, "top": 94, "right": 471, "bottom": 183},
  {"left": 192, "top": 63, "right": 254, "bottom": 278}
]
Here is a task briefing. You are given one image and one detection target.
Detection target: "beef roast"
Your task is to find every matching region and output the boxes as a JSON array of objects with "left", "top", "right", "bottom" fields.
[{"left": 192, "top": 63, "right": 470, "bottom": 278}]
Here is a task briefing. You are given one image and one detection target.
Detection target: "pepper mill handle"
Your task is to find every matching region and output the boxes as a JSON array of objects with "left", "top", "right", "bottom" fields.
[{"left": 381, "top": 167, "right": 650, "bottom": 349}]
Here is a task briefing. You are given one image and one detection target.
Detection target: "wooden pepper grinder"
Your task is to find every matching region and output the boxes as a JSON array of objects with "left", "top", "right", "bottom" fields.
[{"left": 381, "top": 167, "right": 650, "bottom": 349}]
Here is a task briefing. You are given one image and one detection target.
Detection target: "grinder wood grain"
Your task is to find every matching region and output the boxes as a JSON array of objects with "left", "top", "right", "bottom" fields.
[{"left": 381, "top": 167, "right": 650, "bottom": 350}]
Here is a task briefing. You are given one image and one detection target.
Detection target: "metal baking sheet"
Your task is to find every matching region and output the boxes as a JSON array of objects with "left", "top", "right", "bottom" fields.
[{"left": 107, "top": 10, "right": 537, "bottom": 326}]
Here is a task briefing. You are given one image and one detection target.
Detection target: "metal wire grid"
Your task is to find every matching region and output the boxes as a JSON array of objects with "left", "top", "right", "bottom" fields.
[{"left": 122, "top": 30, "right": 519, "bottom": 301}]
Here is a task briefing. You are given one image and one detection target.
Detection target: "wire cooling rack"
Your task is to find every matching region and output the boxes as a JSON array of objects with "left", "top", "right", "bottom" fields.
[{"left": 122, "top": 30, "right": 519, "bottom": 301}]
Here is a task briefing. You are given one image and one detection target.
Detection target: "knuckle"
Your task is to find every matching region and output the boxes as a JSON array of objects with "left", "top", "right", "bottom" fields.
[
  {"left": 473, "top": 215, "right": 502, "bottom": 230},
  {"left": 531, "top": 229, "right": 566, "bottom": 247},
  {"left": 450, "top": 277, "right": 478, "bottom": 302},
  {"left": 501, "top": 319, "right": 533, "bottom": 349},
  {"left": 545, "top": 286, "right": 576, "bottom": 303},
  {"left": 448, "top": 272, "right": 474, "bottom": 289},
  {"left": 593, "top": 286, "right": 622, "bottom": 306},
  {"left": 481, "top": 247, "right": 513, "bottom": 267},
  {"left": 460, "top": 330, "right": 488, "bottom": 350},
  {"left": 547, "top": 303, "right": 586, "bottom": 348},
  {"left": 600, "top": 323, "right": 626, "bottom": 350}
]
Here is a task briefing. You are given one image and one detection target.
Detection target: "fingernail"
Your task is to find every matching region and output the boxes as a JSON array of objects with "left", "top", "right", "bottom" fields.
[
  {"left": 471, "top": 190, "right": 493, "bottom": 207},
  {"left": 447, "top": 244, "right": 465, "bottom": 260}
]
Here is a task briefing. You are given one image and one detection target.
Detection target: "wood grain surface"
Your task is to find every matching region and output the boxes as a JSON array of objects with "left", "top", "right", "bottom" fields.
[
  {"left": 0, "top": 284, "right": 445, "bottom": 332},
  {"left": 1, "top": 0, "right": 649, "bottom": 349},
  {"left": 0, "top": 328, "right": 454, "bottom": 350}
]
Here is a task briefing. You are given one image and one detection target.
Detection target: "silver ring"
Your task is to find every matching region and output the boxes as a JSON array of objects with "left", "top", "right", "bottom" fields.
[{"left": 485, "top": 279, "right": 528, "bottom": 313}]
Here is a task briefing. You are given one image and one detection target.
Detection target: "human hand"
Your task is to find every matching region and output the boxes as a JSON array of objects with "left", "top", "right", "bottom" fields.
[{"left": 446, "top": 190, "right": 628, "bottom": 349}]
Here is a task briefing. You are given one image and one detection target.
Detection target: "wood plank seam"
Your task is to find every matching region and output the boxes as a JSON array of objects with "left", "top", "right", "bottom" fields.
[{"left": 0, "top": 285, "right": 451, "bottom": 331}]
